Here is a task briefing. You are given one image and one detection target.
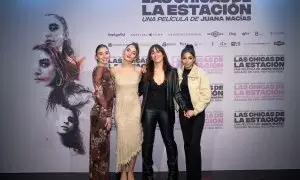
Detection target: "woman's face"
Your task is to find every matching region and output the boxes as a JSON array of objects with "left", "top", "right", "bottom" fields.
[
  {"left": 55, "top": 105, "right": 75, "bottom": 134},
  {"left": 181, "top": 52, "right": 195, "bottom": 69},
  {"left": 45, "top": 16, "right": 64, "bottom": 50},
  {"left": 123, "top": 45, "right": 137, "bottom": 63},
  {"left": 33, "top": 50, "right": 56, "bottom": 86},
  {"left": 151, "top": 48, "right": 164, "bottom": 64},
  {"left": 96, "top": 47, "right": 110, "bottom": 64}
]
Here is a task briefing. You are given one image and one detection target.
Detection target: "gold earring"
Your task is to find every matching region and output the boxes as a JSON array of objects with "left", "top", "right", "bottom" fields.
[{"left": 56, "top": 77, "right": 63, "bottom": 86}]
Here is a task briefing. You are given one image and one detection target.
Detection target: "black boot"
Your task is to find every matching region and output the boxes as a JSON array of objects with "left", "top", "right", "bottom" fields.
[
  {"left": 143, "top": 174, "right": 154, "bottom": 180},
  {"left": 142, "top": 143, "right": 154, "bottom": 180},
  {"left": 167, "top": 160, "right": 178, "bottom": 180},
  {"left": 142, "top": 164, "right": 153, "bottom": 180},
  {"left": 165, "top": 136, "right": 179, "bottom": 180},
  {"left": 167, "top": 148, "right": 178, "bottom": 180}
]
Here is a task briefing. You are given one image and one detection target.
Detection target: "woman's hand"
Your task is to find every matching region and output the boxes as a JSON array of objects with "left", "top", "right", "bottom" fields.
[
  {"left": 184, "top": 110, "right": 195, "bottom": 119},
  {"left": 141, "top": 64, "right": 147, "bottom": 73},
  {"left": 105, "top": 117, "right": 112, "bottom": 131}
]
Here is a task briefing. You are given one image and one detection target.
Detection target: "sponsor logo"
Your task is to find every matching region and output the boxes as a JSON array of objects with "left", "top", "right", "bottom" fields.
[
  {"left": 231, "top": 42, "right": 241, "bottom": 46},
  {"left": 168, "top": 32, "right": 201, "bottom": 36},
  {"left": 107, "top": 33, "right": 125, "bottom": 37},
  {"left": 162, "top": 42, "right": 176, "bottom": 47},
  {"left": 242, "top": 32, "right": 250, "bottom": 36},
  {"left": 212, "top": 41, "right": 228, "bottom": 47},
  {"left": 208, "top": 31, "right": 223, "bottom": 37},
  {"left": 108, "top": 43, "right": 128, "bottom": 47},
  {"left": 244, "top": 42, "right": 270, "bottom": 45},
  {"left": 130, "top": 33, "right": 163, "bottom": 37},
  {"left": 270, "top": 31, "right": 284, "bottom": 36},
  {"left": 274, "top": 41, "right": 285, "bottom": 46},
  {"left": 148, "top": 33, "right": 163, "bottom": 37},
  {"left": 179, "top": 42, "right": 190, "bottom": 46},
  {"left": 193, "top": 42, "right": 204, "bottom": 46},
  {"left": 254, "top": 31, "right": 263, "bottom": 36},
  {"left": 218, "top": 41, "right": 228, "bottom": 47}
]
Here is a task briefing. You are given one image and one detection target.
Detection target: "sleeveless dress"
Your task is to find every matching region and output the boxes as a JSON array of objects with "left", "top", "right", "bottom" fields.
[{"left": 114, "top": 68, "right": 142, "bottom": 171}]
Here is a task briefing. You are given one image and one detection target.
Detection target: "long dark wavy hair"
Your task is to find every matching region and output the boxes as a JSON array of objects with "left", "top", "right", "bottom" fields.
[
  {"left": 47, "top": 82, "right": 89, "bottom": 155},
  {"left": 47, "top": 81, "right": 91, "bottom": 112},
  {"left": 33, "top": 44, "right": 90, "bottom": 92},
  {"left": 33, "top": 43, "right": 90, "bottom": 155},
  {"left": 45, "top": 13, "right": 74, "bottom": 58},
  {"left": 144, "top": 44, "right": 172, "bottom": 82},
  {"left": 45, "top": 13, "right": 83, "bottom": 81},
  {"left": 58, "top": 105, "right": 85, "bottom": 155},
  {"left": 33, "top": 44, "right": 65, "bottom": 87},
  {"left": 181, "top": 44, "right": 195, "bottom": 58}
]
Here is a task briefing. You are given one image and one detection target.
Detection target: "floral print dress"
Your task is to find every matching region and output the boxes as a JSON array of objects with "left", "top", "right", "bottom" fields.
[{"left": 89, "top": 66, "right": 114, "bottom": 180}]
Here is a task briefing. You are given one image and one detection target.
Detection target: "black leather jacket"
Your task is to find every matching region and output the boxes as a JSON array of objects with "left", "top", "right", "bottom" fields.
[{"left": 139, "top": 67, "right": 187, "bottom": 122}]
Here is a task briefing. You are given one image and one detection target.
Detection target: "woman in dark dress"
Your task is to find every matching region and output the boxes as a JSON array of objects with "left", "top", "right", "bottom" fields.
[{"left": 89, "top": 44, "right": 115, "bottom": 180}]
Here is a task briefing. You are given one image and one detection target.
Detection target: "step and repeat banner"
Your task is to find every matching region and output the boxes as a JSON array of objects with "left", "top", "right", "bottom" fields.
[{"left": 1, "top": 0, "right": 299, "bottom": 173}]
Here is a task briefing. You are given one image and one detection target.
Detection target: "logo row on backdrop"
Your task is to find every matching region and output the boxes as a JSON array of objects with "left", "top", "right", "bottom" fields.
[{"left": 108, "top": 31, "right": 284, "bottom": 37}]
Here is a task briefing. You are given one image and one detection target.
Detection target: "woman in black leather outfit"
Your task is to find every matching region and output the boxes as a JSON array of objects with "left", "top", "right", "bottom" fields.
[{"left": 139, "top": 44, "right": 186, "bottom": 180}]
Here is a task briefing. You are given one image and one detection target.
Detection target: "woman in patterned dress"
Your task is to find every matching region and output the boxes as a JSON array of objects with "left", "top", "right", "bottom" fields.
[{"left": 90, "top": 44, "right": 115, "bottom": 180}]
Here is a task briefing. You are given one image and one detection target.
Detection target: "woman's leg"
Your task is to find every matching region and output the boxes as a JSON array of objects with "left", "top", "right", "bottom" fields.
[
  {"left": 142, "top": 109, "right": 158, "bottom": 179},
  {"left": 128, "top": 155, "right": 137, "bottom": 180},
  {"left": 157, "top": 110, "right": 178, "bottom": 180},
  {"left": 90, "top": 112, "right": 110, "bottom": 180},
  {"left": 179, "top": 110, "right": 193, "bottom": 180},
  {"left": 180, "top": 110, "right": 205, "bottom": 180},
  {"left": 120, "top": 165, "right": 127, "bottom": 180}
]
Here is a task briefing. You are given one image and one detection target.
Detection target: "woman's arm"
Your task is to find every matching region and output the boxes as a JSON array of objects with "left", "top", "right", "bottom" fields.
[
  {"left": 105, "top": 71, "right": 115, "bottom": 117},
  {"left": 92, "top": 67, "right": 109, "bottom": 115},
  {"left": 193, "top": 71, "right": 211, "bottom": 116},
  {"left": 138, "top": 73, "right": 145, "bottom": 96},
  {"left": 173, "top": 69, "right": 188, "bottom": 111}
]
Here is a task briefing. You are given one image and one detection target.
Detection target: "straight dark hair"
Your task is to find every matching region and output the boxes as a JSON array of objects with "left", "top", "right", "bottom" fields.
[
  {"left": 95, "top": 44, "right": 109, "bottom": 55},
  {"left": 181, "top": 44, "right": 195, "bottom": 58},
  {"left": 33, "top": 44, "right": 65, "bottom": 87},
  {"left": 58, "top": 108, "right": 85, "bottom": 155},
  {"left": 144, "top": 44, "right": 172, "bottom": 82}
]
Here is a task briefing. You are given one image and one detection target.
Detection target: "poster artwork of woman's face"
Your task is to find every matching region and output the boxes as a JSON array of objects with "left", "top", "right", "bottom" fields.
[
  {"left": 33, "top": 49, "right": 56, "bottom": 86},
  {"left": 32, "top": 13, "right": 90, "bottom": 155},
  {"left": 44, "top": 14, "right": 68, "bottom": 51}
]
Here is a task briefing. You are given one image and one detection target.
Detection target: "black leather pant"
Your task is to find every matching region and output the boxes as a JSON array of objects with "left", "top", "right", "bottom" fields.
[
  {"left": 142, "top": 109, "right": 178, "bottom": 180},
  {"left": 179, "top": 110, "right": 205, "bottom": 180}
]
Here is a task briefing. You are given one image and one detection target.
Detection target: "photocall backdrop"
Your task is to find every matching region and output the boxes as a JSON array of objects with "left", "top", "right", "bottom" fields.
[{"left": 1, "top": 0, "right": 299, "bottom": 173}]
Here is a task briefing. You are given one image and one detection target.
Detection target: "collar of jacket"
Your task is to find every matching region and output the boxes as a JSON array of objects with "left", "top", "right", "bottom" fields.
[
  {"left": 178, "top": 65, "right": 199, "bottom": 81},
  {"left": 140, "top": 68, "right": 177, "bottom": 115}
]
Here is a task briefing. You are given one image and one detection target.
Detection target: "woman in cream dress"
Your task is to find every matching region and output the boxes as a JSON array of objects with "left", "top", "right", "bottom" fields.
[{"left": 111, "top": 42, "right": 142, "bottom": 180}]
